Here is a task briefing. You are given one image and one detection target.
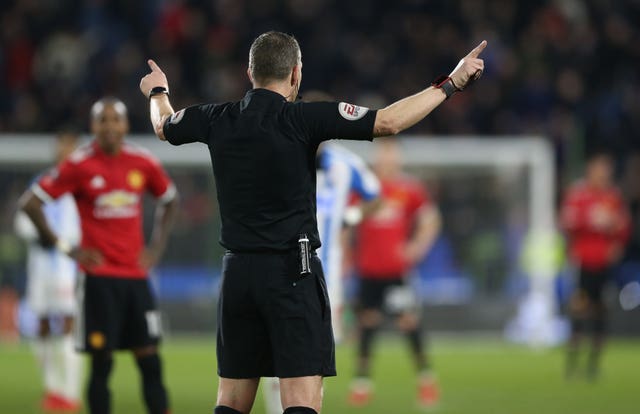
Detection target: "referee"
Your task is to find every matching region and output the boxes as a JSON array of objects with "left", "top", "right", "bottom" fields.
[{"left": 140, "top": 31, "right": 486, "bottom": 414}]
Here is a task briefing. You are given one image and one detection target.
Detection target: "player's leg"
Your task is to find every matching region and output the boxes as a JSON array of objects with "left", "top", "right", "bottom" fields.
[
  {"left": 587, "top": 302, "right": 606, "bottom": 380},
  {"left": 38, "top": 314, "right": 82, "bottom": 412},
  {"left": 131, "top": 345, "right": 169, "bottom": 414},
  {"left": 32, "top": 269, "right": 82, "bottom": 411},
  {"left": 32, "top": 316, "right": 61, "bottom": 409},
  {"left": 88, "top": 350, "right": 114, "bottom": 414},
  {"left": 262, "top": 377, "right": 283, "bottom": 414},
  {"left": 586, "top": 272, "right": 609, "bottom": 380},
  {"left": 59, "top": 315, "right": 83, "bottom": 407},
  {"left": 126, "top": 279, "right": 169, "bottom": 414},
  {"left": 48, "top": 270, "right": 83, "bottom": 409},
  {"left": 349, "top": 278, "right": 384, "bottom": 406},
  {"left": 566, "top": 269, "right": 590, "bottom": 378},
  {"left": 325, "top": 250, "right": 346, "bottom": 344},
  {"left": 396, "top": 309, "right": 439, "bottom": 407},
  {"left": 79, "top": 274, "right": 117, "bottom": 414},
  {"left": 27, "top": 271, "right": 63, "bottom": 408},
  {"left": 356, "top": 307, "right": 382, "bottom": 376}
]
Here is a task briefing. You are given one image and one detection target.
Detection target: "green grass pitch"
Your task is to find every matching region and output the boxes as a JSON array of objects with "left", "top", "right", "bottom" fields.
[{"left": 0, "top": 335, "right": 637, "bottom": 413}]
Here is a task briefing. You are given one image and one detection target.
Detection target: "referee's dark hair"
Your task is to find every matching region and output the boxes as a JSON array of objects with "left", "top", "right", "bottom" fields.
[{"left": 249, "top": 31, "right": 301, "bottom": 85}]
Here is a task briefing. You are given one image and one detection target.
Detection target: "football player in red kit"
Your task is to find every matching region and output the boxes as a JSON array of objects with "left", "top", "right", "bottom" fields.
[
  {"left": 349, "top": 138, "right": 441, "bottom": 408},
  {"left": 20, "top": 97, "right": 178, "bottom": 414},
  {"left": 560, "top": 152, "right": 630, "bottom": 380}
]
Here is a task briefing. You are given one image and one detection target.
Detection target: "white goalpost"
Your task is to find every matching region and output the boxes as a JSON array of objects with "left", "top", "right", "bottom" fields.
[{"left": 0, "top": 134, "right": 560, "bottom": 345}]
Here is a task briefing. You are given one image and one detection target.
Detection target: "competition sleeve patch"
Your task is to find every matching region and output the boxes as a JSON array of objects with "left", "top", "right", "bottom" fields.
[
  {"left": 162, "top": 105, "right": 209, "bottom": 146},
  {"left": 338, "top": 102, "right": 369, "bottom": 121}
]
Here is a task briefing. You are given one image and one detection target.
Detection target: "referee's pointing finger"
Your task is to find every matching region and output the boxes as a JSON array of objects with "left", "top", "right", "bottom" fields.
[
  {"left": 148, "top": 59, "right": 163, "bottom": 73},
  {"left": 467, "top": 40, "right": 487, "bottom": 58}
]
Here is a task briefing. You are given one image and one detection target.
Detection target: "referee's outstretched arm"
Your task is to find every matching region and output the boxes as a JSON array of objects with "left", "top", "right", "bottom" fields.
[
  {"left": 140, "top": 40, "right": 487, "bottom": 141},
  {"left": 373, "top": 40, "right": 486, "bottom": 137}
]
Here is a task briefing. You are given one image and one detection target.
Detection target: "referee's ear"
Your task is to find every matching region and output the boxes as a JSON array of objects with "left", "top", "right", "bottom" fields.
[
  {"left": 247, "top": 68, "right": 255, "bottom": 87},
  {"left": 290, "top": 64, "right": 301, "bottom": 87}
]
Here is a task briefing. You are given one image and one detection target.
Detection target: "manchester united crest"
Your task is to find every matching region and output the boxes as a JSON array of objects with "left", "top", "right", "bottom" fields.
[{"left": 127, "top": 169, "right": 145, "bottom": 189}]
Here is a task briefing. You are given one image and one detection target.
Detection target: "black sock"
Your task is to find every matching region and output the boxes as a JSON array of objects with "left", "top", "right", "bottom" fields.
[
  {"left": 136, "top": 354, "right": 169, "bottom": 414},
  {"left": 587, "top": 316, "right": 606, "bottom": 379},
  {"left": 283, "top": 407, "right": 318, "bottom": 414},
  {"left": 566, "top": 318, "right": 585, "bottom": 377},
  {"left": 214, "top": 406, "right": 242, "bottom": 414},
  {"left": 406, "top": 328, "right": 429, "bottom": 372},
  {"left": 88, "top": 354, "right": 113, "bottom": 414},
  {"left": 357, "top": 326, "right": 377, "bottom": 377},
  {"left": 571, "top": 317, "right": 586, "bottom": 336}
]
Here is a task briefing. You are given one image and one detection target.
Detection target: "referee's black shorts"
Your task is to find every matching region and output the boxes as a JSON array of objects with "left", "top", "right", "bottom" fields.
[
  {"left": 75, "top": 273, "right": 162, "bottom": 353},
  {"left": 217, "top": 251, "right": 335, "bottom": 379}
]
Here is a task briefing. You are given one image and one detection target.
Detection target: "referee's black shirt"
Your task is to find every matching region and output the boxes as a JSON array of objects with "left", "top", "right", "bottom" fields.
[{"left": 163, "top": 88, "right": 377, "bottom": 252}]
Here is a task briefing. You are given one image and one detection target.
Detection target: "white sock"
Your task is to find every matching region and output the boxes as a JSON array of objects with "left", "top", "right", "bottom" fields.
[
  {"left": 32, "top": 337, "right": 59, "bottom": 394},
  {"left": 262, "top": 377, "right": 283, "bottom": 414},
  {"left": 59, "top": 334, "right": 82, "bottom": 401}
]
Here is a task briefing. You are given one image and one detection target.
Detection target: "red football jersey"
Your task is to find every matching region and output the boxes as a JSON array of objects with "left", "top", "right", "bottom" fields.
[
  {"left": 355, "top": 175, "right": 429, "bottom": 278},
  {"left": 560, "top": 181, "right": 630, "bottom": 271},
  {"left": 33, "top": 141, "right": 175, "bottom": 278}
]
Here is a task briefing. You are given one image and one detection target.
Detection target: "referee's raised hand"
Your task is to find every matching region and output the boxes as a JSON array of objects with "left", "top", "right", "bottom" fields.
[
  {"left": 140, "top": 59, "right": 169, "bottom": 98},
  {"left": 449, "top": 40, "right": 487, "bottom": 90}
]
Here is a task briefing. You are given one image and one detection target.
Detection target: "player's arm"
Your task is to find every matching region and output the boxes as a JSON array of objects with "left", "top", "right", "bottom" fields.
[
  {"left": 346, "top": 155, "right": 382, "bottom": 223},
  {"left": 404, "top": 205, "right": 442, "bottom": 265},
  {"left": 19, "top": 191, "right": 58, "bottom": 248},
  {"left": 140, "top": 191, "right": 179, "bottom": 269},
  {"left": 19, "top": 168, "right": 103, "bottom": 267},
  {"left": 19, "top": 191, "right": 103, "bottom": 267},
  {"left": 373, "top": 40, "right": 486, "bottom": 137}
]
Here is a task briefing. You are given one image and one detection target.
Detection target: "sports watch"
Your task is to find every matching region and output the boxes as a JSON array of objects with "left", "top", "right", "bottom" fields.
[
  {"left": 431, "top": 75, "right": 457, "bottom": 99},
  {"left": 148, "top": 86, "right": 169, "bottom": 99}
]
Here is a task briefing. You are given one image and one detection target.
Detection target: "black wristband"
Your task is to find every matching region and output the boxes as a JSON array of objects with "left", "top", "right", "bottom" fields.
[
  {"left": 431, "top": 75, "right": 456, "bottom": 99},
  {"left": 148, "top": 86, "right": 169, "bottom": 99}
]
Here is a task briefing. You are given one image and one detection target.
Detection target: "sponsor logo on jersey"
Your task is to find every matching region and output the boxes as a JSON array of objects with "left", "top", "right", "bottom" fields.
[
  {"left": 94, "top": 190, "right": 140, "bottom": 218},
  {"left": 338, "top": 102, "right": 369, "bottom": 121},
  {"left": 169, "top": 109, "right": 185, "bottom": 124},
  {"left": 126, "top": 169, "right": 145, "bottom": 190},
  {"left": 372, "top": 199, "right": 404, "bottom": 222},
  {"left": 90, "top": 175, "right": 106, "bottom": 189}
]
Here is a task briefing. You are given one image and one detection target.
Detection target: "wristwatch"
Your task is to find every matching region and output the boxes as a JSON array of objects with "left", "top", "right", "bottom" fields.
[
  {"left": 431, "top": 75, "right": 456, "bottom": 99},
  {"left": 148, "top": 86, "right": 169, "bottom": 99}
]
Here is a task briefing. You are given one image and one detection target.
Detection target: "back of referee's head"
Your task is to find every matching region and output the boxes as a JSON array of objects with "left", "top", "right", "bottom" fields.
[{"left": 248, "top": 31, "right": 301, "bottom": 87}]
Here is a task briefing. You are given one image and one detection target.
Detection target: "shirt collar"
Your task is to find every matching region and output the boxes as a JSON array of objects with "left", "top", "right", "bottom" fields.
[{"left": 244, "top": 88, "right": 287, "bottom": 102}]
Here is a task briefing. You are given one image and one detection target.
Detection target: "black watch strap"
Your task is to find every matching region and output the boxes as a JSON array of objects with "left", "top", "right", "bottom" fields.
[
  {"left": 431, "top": 75, "right": 456, "bottom": 99},
  {"left": 149, "top": 86, "right": 169, "bottom": 99}
]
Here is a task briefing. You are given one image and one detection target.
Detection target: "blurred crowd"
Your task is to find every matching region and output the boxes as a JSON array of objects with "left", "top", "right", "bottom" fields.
[{"left": 1, "top": 0, "right": 639, "bottom": 167}]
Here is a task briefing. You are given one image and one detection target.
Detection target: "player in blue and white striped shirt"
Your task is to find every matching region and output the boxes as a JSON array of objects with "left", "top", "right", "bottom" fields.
[
  {"left": 316, "top": 143, "right": 380, "bottom": 343},
  {"left": 15, "top": 132, "right": 83, "bottom": 412}
]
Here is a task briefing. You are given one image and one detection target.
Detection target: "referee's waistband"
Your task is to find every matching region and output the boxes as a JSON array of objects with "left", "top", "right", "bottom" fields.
[{"left": 224, "top": 248, "right": 317, "bottom": 256}]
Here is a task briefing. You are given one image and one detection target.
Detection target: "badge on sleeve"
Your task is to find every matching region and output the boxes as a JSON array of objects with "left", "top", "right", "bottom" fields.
[
  {"left": 169, "top": 109, "right": 185, "bottom": 124},
  {"left": 338, "top": 102, "right": 369, "bottom": 121}
]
